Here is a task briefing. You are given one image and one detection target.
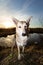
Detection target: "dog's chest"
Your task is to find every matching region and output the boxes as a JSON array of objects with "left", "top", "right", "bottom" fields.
[{"left": 16, "top": 35, "right": 27, "bottom": 46}]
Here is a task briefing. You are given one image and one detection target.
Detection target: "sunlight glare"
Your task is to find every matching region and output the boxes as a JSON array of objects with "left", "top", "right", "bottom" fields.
[
  {"left": 3, "top": 17, "right": 15, "bottom": 28},
  {"left": 4, "top": 21, "right": 13, "bottom": 28}
]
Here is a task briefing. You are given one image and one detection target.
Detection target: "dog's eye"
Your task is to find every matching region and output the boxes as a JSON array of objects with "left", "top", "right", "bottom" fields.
[
  {"left": 19, "top": 26, "right": 21, "bottom": 28},
  {"left": 24, "top": 26, "right": 27, "bottom": 28}
]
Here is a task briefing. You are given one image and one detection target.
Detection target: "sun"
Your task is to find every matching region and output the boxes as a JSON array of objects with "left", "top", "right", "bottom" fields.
[
  {"left": 4, "top": 21, "right": 13, "bottom": 28},
  {"left": 3, "top": 17, "right": 15, "bottom": 28}
]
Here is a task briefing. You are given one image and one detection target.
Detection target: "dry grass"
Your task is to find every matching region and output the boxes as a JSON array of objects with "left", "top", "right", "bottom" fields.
[{"left": 0, "top": 44, "right": 43, "bottom": 65}]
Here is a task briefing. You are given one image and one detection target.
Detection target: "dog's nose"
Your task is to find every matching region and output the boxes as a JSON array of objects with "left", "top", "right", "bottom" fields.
[{"left": 22, "top": 33, "right": 27, "bottom": 36}]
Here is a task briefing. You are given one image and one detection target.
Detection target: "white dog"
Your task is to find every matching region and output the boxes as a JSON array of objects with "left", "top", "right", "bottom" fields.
[{"left": 12, "top": 16, "right": 32, "bottom": 60}]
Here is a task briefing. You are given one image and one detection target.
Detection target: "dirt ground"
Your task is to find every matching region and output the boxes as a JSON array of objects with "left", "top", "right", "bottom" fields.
[{"left": 0, "top": 44, "right": 43, "bottom": 65}]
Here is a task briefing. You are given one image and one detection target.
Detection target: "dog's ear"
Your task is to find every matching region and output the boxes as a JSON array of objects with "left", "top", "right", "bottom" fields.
[
  {"left": 26, "top": 16, "right": 33, "bottom": 26},
  {"left": 27, "top": 16, "right": 33, "bottom": 23},
  {"left": 12, "top": 17, "right": 19, "bottom": 25}
]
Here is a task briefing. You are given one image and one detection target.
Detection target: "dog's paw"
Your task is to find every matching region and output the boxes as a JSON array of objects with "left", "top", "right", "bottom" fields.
[
  {"left": 18, "top": 55, "right": 21, "bottom": 60},
  {"left": 21, "top": 54, "right": 24, "bottom": 58}
]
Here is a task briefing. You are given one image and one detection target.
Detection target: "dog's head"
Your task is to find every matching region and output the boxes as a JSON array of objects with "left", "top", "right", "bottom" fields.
[{"left": 12, "top": 16, "right": 32, "bottom": 36}]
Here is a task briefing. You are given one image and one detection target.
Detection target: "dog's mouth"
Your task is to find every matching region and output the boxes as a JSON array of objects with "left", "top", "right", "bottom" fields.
[{"left": 22, "top": 33, "right": 27, "bottom": 36}]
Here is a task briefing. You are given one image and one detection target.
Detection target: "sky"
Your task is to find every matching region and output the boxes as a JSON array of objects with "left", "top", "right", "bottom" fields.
[{"left": 0, "top": 0, "right": 43, "bottom": 28}]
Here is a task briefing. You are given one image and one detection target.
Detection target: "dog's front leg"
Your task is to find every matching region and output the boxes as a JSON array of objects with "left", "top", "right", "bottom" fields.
[
  {"left": 22, "top": 46, "right": 25, "bottom": 53},
  {"left": 18, "top": 46, "right": 21, "bottom": 60}
]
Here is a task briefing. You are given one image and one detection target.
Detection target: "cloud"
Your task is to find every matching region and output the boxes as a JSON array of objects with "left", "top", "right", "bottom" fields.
[
  {"left": 12, "top": 0, "right": 34, "bottom": 20},
  {"left": 0, "top": 0, "right": 34, "bottom": 20},
  {"left": 17, "top": 0, "right": 34, "bottom": 14},
  {"left": 0, "top": 0, "right": 43, "bottom": 27},
  {"left": 0, "top": 0, "right": 15, "bottom": 28},
  {"left": 0, "top": 0, "right": 11, "bottom": 16}
]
